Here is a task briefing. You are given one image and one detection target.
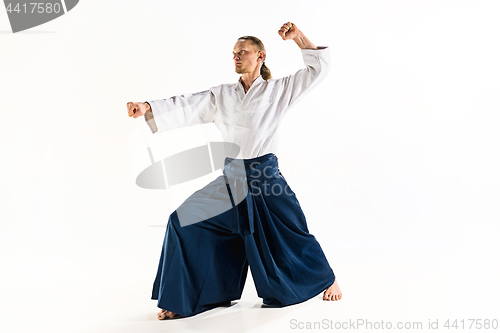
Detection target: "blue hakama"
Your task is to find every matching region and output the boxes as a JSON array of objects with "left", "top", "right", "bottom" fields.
[{"left": 152, "top": 153, "right": 335, "bottom": 317}]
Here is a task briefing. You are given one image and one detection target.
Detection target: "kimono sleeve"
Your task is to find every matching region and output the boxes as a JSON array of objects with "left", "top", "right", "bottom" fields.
[
  {"left": 144, "top": 89, "right": 218, "bottom": 134},
  {"left": 280, "top": 46, "right": 331, "bottom": 112}
]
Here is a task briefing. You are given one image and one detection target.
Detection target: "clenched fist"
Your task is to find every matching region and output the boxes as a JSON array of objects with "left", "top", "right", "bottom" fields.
[
  {"left": 127, "top": 102, "right": 151, "bottom": 119},
  {"left": 278, "top": 22, "right": 300, "bottom": 40}
]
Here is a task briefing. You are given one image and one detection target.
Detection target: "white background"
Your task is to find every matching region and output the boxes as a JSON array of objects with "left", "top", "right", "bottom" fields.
[{"left": 1, "top": 0, "right": 499, "bottom": 332}]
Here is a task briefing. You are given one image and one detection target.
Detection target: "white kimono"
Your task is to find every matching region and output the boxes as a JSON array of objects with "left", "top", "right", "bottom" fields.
[{"left": 145, "top": 46, "right": 330, "bottom": 159}]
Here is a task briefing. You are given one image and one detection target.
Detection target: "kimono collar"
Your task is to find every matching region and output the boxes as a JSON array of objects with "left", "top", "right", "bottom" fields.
[{"left": 237, "top": 75, "right": 264, "bottom": 94}]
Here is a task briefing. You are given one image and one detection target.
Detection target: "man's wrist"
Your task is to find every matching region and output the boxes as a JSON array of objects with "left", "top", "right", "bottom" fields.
[
  {"left": 293, "top": 30, "right": 318, "bottom": 50},
  {"left": 292, "top": 29, "right": 303, "bottom": 43}
]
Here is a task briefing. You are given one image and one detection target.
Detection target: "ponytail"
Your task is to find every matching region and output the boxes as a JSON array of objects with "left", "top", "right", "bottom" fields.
[{"left": 260, "top": 62, "right": 272, "bottom": 81}]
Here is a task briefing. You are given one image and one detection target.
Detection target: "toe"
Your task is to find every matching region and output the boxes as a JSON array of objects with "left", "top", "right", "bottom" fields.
[
  {"left": 164, "top": 311, "right": 177, "bottom": 319},
  {"left": 157, "top": 309, "right": 170, "bottom": 320}
]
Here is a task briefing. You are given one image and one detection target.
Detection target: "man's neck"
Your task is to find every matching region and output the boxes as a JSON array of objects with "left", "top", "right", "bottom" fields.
[{"left": 239, "top": 71, "right": 261, "bottom": 93}]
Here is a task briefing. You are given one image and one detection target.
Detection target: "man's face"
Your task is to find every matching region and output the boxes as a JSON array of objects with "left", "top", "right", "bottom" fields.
[{"left": 233, "top": 39, "right": 262, "bottom": 74}]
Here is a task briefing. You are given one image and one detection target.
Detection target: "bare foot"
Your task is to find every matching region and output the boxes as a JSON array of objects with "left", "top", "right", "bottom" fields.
[
  {"left": 323, "top": 279, "right": 342, "bottom": 301},
  {"left": 157, "top": 309, "right": 178, "bottom": 320}
]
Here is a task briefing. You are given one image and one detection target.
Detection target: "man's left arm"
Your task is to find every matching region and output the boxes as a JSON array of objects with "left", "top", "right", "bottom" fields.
[
  {"left": 279, "top": 22, "right": 317, "bottom": 50},
  {"left": 278, "top": 22, "right": 331, "bottom": 111}
]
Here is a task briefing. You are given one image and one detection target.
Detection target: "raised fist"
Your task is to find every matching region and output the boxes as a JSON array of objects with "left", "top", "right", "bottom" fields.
[{"left": 278, "top": 22, "right": 299, "bottom": 40}]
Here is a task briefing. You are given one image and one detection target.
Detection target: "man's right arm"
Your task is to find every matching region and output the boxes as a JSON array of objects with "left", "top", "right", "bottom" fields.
[
  {"left": 127, "top": 89, "right": 218, "bottom": 134},
  {"left": 143, "top": 103, "right": 158, "bottom": 133}
]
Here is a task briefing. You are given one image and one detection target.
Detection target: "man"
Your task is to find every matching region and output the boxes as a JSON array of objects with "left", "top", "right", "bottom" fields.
[{"left": 127, "top": 22, "right": 342, "bottom": 320}]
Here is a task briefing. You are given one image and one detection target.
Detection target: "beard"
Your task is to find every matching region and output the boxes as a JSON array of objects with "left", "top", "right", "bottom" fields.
[{"left": 235, "top": 66, "right": 246, "bottom": 74}]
